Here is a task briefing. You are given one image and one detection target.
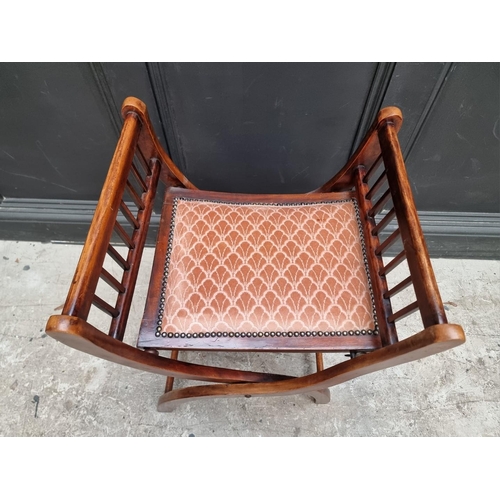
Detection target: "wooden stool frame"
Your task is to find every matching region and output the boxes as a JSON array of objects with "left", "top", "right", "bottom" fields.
[{"left": 46, "top": 97, "right": 465, "bottom": 412}]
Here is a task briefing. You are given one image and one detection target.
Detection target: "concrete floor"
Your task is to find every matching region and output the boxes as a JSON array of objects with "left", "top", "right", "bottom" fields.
[{"left": 0, "top": 239, "right": 498, "bottom": 436}]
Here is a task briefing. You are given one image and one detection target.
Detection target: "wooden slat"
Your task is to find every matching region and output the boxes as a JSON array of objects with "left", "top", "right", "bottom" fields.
[
  {"left": 107, "top": 244, "right": 130, "bottom": 270},
  {"left": 131, "top": 163, "right": 148, "bottom": 192},
  {"left": 368, "top": 188, "right": 391, "bottom": 217},
  {"left": 380, "top": 249, "right": 406, "bottom": 275},
  {"left": 366, "top": 169, "right": 387, "bottom": 200},
  {"left": 372, "top": 207, "right": 396, "bottom": 236},
  {"left": 120, "top": 200, "right": 139, "bottom": 229},
  {"left": 100, "top": 268, "right": 125, "bottom": 293},
  {"left": 114, "top": 221, "right": 135, "bottom": 249},
  {"left": 384, "top": 276, "right": 413, "bottom": 299},
  {"left": 375, "top": 228, "right": 400, "bottom": 255},
  {"left": 92, "top": 295, "right": 119, "bottom": 318},
  {"left": 362, "top": 154, "right": 383, "bottom": 183},
  {"left": 126, "top": 180, "right": 145, "bottom": 210},
  {"left": 136, "top": 149, "right": 152, "bottom": 176},
  {"left": 388, "top": 301, "right": 419, "bottom": 323}
]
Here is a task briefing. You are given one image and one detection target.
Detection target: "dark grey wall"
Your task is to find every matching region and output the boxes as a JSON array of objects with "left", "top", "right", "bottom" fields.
[
  {"left": 394, "top": 63, "right": 499, "bottom": 213},
  {"left": 0, "top": 62, "right": 498, "bottom": 257},
  {"left": 0, "top": 63, "right": 116, "bottom": 199}
]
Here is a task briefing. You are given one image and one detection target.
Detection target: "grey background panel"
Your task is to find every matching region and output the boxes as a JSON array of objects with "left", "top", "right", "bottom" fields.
[
  {"left": 381, "top": 62, "right": 450, "bottom": 154},
  {"left": 155, "top": 62, "right": 378, "bottom": 193},
  {"left": 0, "top": 62, "right": 498, "bottom": 257},
  {"left": 0, "top": 63, "right": 117, "bottom": 199},
  {"left": 92, "top": 62, "right": 166, "bottom": 147},
  {"left": 404, "top": 62, "right": 499, "bottom": 213}
]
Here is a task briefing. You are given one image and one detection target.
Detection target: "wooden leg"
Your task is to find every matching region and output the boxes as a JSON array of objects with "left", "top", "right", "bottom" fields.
[
  {"left": 157, "top": 382, "right": 331, "bottom": 412},
  {"left": 315, "top": 352, "right": 324, "bottom": 371},
  {"left": 158, "top": 352, "right": 331, "bottom": 412},
  {"left": 165, "top": 350, "right": 179, "bottom": 393},
  {"left": 310, "top": 353, "right": 330, "bottom": 404},
  {"left": 157, "top": 324, "right": 465, "bottom": 412}
]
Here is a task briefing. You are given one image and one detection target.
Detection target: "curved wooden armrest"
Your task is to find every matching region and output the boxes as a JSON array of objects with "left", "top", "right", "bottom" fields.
[
  {"left": 57, "top": 97, "right": 198, "bottom": 343},
  {"left": 157, "top": 324, "right": 465, "bottom": 411},
  {"left": 121, "top": 97, "right": 197, "bottom": 190},
  {"left": 46, "top": 315, "right": 291, "bottom": 384},
  {"left": 312, "top": 106, "right": 403, "bottom": 192}
]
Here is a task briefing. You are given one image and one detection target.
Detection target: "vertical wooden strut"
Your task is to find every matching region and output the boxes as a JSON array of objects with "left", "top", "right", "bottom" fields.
[
  {"left": 354, "top": 167, "right": 398, "bottom": 346},
  {"left": 378, "top": 122, "right": 447, "bottom": 328},
  {"left": 165, "top": 350, "right": 179, "bottom": 393},
  {"left": 62, "top": 114, "right": 141, "bottom": 320},
  {"left": 315, "top": 353, "right": 324, "bottom": 371},
  {"left": 109, "top": 159, "right": 161, "bottom": 340}
]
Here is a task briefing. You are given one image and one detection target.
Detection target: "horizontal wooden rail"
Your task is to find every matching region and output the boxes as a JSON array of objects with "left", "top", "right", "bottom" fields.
[
  {"left": 125, "top": 180, "right": 145, "bottom": 210},
  {"left": 120, "top": 201, "right": 139, "bottom": 229},
  {"left": 372, "top": 207, "right": 396, "bottom": 235},
  {"left": 92, "top": 295, "right": 119, "bottom": 318},
  {"left": 107, "top": 244, "right": 130, "bottom": 270},
  {"left": 131, "top": 164, "right": 147, "bottom": 192},
  {"left": 114, "top": 221, "right": 134, "bottom": 249},
  {"left": 366, "top": 170, "right": 387, "bottom": 200},
  {"left": 380, "top": 249, "right": 406, "bottom": 275},
  {"left": 384, "top": 276, "right": 413, "bottom": 299},
  {"left": 100, "top": 268, "right": 125, "bottom": 293},
  {"left": 135, "top": 150, "right": 152, "bottom": 176},
  {"left": 369, "top": 188, "right": 391, "bottom": 217},
  {"left": 375, "top": 228, "right": 400, "bottom": 255},
  {"left": 388, "top": 301, "right": 419, "bottom": 323},
  {"left": 362, "top": 154, "right": 383, "bottom": 183}
]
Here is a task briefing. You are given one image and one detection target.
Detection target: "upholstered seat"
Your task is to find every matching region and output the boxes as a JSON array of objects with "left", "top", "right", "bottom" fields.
[{"left": 138, "top": 188, "right": 381, "bottom": 351}]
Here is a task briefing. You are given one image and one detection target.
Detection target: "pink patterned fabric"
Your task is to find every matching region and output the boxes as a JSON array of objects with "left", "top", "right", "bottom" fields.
[{"left": 159, "top": 198, "right": 376, "bottom": 335}]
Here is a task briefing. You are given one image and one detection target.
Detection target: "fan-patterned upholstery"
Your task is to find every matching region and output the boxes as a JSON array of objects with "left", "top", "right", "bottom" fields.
[{"left": 139, "top": 189, "right": 380, "bottom": 350}]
